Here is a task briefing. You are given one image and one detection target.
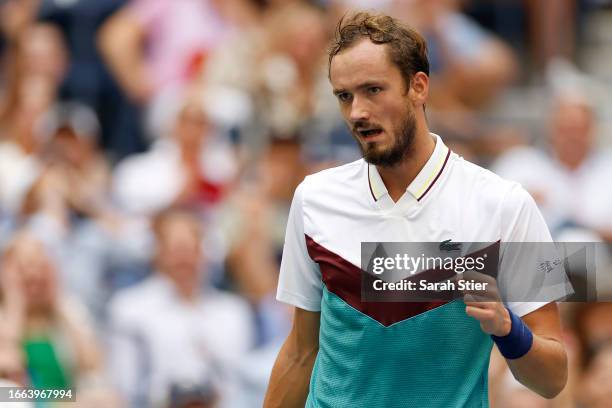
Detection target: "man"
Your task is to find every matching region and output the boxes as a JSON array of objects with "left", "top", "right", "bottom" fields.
[
  {"left": 264, "top": 11, "right": 567, "bottom": 407},
  {"left": 494, "top": 91, "right": 612, "bottom": 241},
  {"left": 113, "top": 90, "right": 237, "bottom": 215},
  {"left": 108, "top": 208, "right": 253, "bottom": 407}
]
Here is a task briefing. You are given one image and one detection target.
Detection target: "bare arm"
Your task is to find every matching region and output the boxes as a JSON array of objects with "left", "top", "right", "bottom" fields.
[
  {"left": 506, "top": 302, "right": 568, "bottom": 398},
  {"left": 264, "top": 307, "right": 320, "bottom": 408},
  {"left": 97, "top": 7, "right": 152, "bottom": 103},
  {"left": 56, "top": 299, "right": 103, "bottom": 375}
]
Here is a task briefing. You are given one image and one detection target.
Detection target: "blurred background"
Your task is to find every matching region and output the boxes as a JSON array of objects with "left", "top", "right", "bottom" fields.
[{"left": 1, "top": 0, "right": 612, "bottom": 407}]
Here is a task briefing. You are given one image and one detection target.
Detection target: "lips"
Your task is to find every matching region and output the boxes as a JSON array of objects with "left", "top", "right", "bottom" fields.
[{"left": 356, "top": 128, "right": 383, "bottom": 139}]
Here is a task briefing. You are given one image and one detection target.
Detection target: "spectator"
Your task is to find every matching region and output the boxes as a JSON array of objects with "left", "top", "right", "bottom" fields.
[
  {"left": 578, "top": 344, "right": 612, "bottom": 408},
  {"left": 0, "top": 338, "right": 32, "bottom": 408},
  {"left": 563, "top": 301, "right": 612, "bottom": 408},
  {"left": 524, "top": 0, "right": 581, "bottom": 73},
  {"left": 392, "top": 0, "right": 518, "bottom": 109},
  {"left": 113, "top": 88, "right": 238, "bottom": 216},
  {"left": 0, "top": 341, "right": 27, "bottom": 389},
  {"left": 107, "top": 207, "right": 254, "bottom": 407},
  {"left": 9, "top": 21, "right": 67, "bottom": 87},
  {"left": 0, "top": 75, "right": 56, "bottom": 216},
  {"left": 1, "top": 22, "right": 66, "bottom": 133},
  {"left": 0, "top": 0, "right": 39, "bottom": 52},
  {"left": 220, "top": 138, "right": 308, "bottom": 299},
  {"left": 27, "top": 103, "right": 111, "bottom": 220},
  {"left": 18, "top": 102, "right": 146, "bottom": 324},
  {"left": 203, "top": 2, "right": 339, "bottom": 156},
  {"left": 98, "top": 0, "right": 258, "bottom": 105},
  {"left": 37, "top": 0, "right": 147, "bottom": 160},
  {"left": 0, "top": 230, "right": 110, "bottom": 398},
  {"left": 0, "top": 23, "right": 67, "bottom": 216},
  {"left": 195, "top": 139, "right": 307, "bottom": 406},
  {"left": 493, "top": 91, "right": 612, "bottom": 240},
  {"left": 389, "top": 0, "right": 520, "bottom": 156}
]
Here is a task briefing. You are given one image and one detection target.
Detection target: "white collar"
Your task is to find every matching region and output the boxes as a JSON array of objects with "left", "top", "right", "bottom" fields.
[{"left": 367, "top": 133, "right": 450, "bottom": 202}]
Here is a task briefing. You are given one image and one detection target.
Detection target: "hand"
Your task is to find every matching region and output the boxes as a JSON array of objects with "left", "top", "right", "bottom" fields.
[
  {"left": 25, "top": 165, "right": 70, "bottom": 224},
  {"left": 457, "top": 270, "right": 512, "bottom": 337},
  {"left": 2, "top": 236, "right": 60, "bottom": 319},
  {"left": 465, "top": 299, "right": 511, "bottom": 337}
]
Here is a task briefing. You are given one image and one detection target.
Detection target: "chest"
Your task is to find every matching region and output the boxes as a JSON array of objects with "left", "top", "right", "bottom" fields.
[{"left": 305, "top": 192, "right": 501, "bottom": 269}]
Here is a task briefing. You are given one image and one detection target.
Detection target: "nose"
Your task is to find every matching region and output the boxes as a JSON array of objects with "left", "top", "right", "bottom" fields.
[{"left": 349, "top": 96, "right": 370, "bottom": 124}]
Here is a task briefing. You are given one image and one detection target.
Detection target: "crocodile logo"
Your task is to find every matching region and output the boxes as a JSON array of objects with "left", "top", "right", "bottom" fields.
[{"left": 439, "top": 239, "right": 461, "bottom": 251}]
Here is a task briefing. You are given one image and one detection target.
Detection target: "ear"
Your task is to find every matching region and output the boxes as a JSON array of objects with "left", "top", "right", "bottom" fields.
[{"left": 408, "top": 72, "right": 429, "bottom": 107}]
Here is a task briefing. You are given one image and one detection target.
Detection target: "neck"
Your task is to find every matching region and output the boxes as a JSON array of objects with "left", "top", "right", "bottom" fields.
[
  {"left": 180, "top": 141, "right": 202, "bottom": 162},
  {"left": 160, "top": 270, "right": 200, "bottom": 302},
  {"left": 376, "top": 126, "right": 435, "bottom": 202},
  {"left": 177, "top": 285, "right": 198, "bottom": 302},
  {"left": 557, "top": 152, "right": 587, "bottom": 172}
]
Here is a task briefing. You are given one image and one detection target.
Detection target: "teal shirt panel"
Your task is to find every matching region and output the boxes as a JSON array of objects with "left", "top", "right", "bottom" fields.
[{"left": 306, "top": 286, "right": 493, "bottom": 408}]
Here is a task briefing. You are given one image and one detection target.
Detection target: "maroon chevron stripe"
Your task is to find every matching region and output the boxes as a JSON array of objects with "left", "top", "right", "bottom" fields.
[
  {"left": 305, "top": 236, "right": 501, "bottom": 327},
  {"left": 367, "top": 165, "right": 377, "bottom": 202},
  {"left": 305, "top": 236, "right": 448, "bottom": 326}
]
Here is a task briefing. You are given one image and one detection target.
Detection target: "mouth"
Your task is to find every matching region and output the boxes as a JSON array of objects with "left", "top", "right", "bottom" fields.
[{"left": 356, "top": 128, "right": 383, "bottom": 140}]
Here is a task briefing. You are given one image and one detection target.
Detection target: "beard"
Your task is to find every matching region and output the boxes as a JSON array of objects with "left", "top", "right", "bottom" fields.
[{"left": 356, "top": 108, "right": 417, "bottom": 167}]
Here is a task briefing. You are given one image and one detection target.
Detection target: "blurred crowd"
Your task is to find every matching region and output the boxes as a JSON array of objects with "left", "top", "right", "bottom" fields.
[{"left": 0, "top": 0, "right": 612, "bottom": 407}]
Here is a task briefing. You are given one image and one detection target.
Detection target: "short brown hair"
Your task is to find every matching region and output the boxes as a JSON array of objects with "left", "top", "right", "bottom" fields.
[
  {"left": 328, "top": 11, "right": 429, "bottom": 87},
  {"left": 152, "top": 206, "right": 203, "bottom": 242}
]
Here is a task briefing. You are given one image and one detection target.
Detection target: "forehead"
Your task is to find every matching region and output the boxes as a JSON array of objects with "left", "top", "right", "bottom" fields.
[
  {"left": 158, "top": 213, "right": 201, "bottom": 239},
  {"left": 330, "top": 39, "right": 400, "bottom": 89},
  {"left": 552, "top": 101, "right": 592, "bottom": 123}
]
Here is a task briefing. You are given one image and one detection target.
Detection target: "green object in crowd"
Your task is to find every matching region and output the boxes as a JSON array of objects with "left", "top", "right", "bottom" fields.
[{"left": 22, "top": 336, "right": 72, "bottom": 389}]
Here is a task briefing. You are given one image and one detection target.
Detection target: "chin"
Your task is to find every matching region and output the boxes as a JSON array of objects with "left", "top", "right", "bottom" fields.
[{"left": 363, "top": 146, "right": 390, "bottom": 161}]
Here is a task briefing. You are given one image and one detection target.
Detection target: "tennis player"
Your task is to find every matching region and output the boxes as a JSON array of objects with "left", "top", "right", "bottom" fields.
[{"left": 264, "top": 11, "right": 567, "bottom": 408}]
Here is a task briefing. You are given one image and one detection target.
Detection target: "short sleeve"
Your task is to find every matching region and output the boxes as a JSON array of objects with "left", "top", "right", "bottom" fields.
[
  {"left": 499, "top": 184, "right": 571, "bottom": 317},
  {"left": 276, "top": 181, "right": 322, "bottom": 311}
]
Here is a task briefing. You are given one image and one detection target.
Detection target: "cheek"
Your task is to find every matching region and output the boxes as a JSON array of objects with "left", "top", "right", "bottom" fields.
[
  {"left": 339, "top": 104, "right": 352, "bottom": 122},
  {"left": 381, "top": 94, "right": 411, "bottom": 121}
]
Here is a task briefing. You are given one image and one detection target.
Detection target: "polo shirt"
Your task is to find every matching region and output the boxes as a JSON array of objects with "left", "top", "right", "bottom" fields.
[
  {"left": 277, "top": 133, "right": 561, "bottom": 407},
  {"left": 108, "top": 275, "right": 254, "bottom": 406}
]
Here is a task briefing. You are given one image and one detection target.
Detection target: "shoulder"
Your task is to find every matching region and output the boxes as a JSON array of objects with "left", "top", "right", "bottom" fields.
[
  {"left": 451, "top": 154, "right": 524, "bottom": 202},
  {"left": 114, "top": 142, "right": 175, "bottom": 174},
  {"left": 0, "top": 142, "right": 15, "bottom": 157},
  {"left": 201, "top": 289, "right": 255, "bottom": 346},
  {"left": 298, "top": 159, "right": 365, "bottom": 201},
  {"left": 451, "top": 155, "right": 547, "bottom": 240},
  {"left": 449, "top": 154, "right": 541, "bottom": 225},
  {"left": 108, "top": 276, "right": 168, "bottom": 324},
  {"left": 494, "top": 145, "right": 549, "bottom": 165},
  {"left": 492, "top": 146, "right": 553, "bottom": 177},
  {"left": 588, "top": 149, "right": 612, "bottom": 173},
  {"left": 203, "top": 289, "right": 252, "bottom": 318},
  {"left": 302, "top": 159, "right": 364, "bottom": 187}
]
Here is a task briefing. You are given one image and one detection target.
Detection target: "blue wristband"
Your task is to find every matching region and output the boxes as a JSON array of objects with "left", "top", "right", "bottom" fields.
[{"left": 491, "top": 308, "right": 533, "bottom": 360}]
